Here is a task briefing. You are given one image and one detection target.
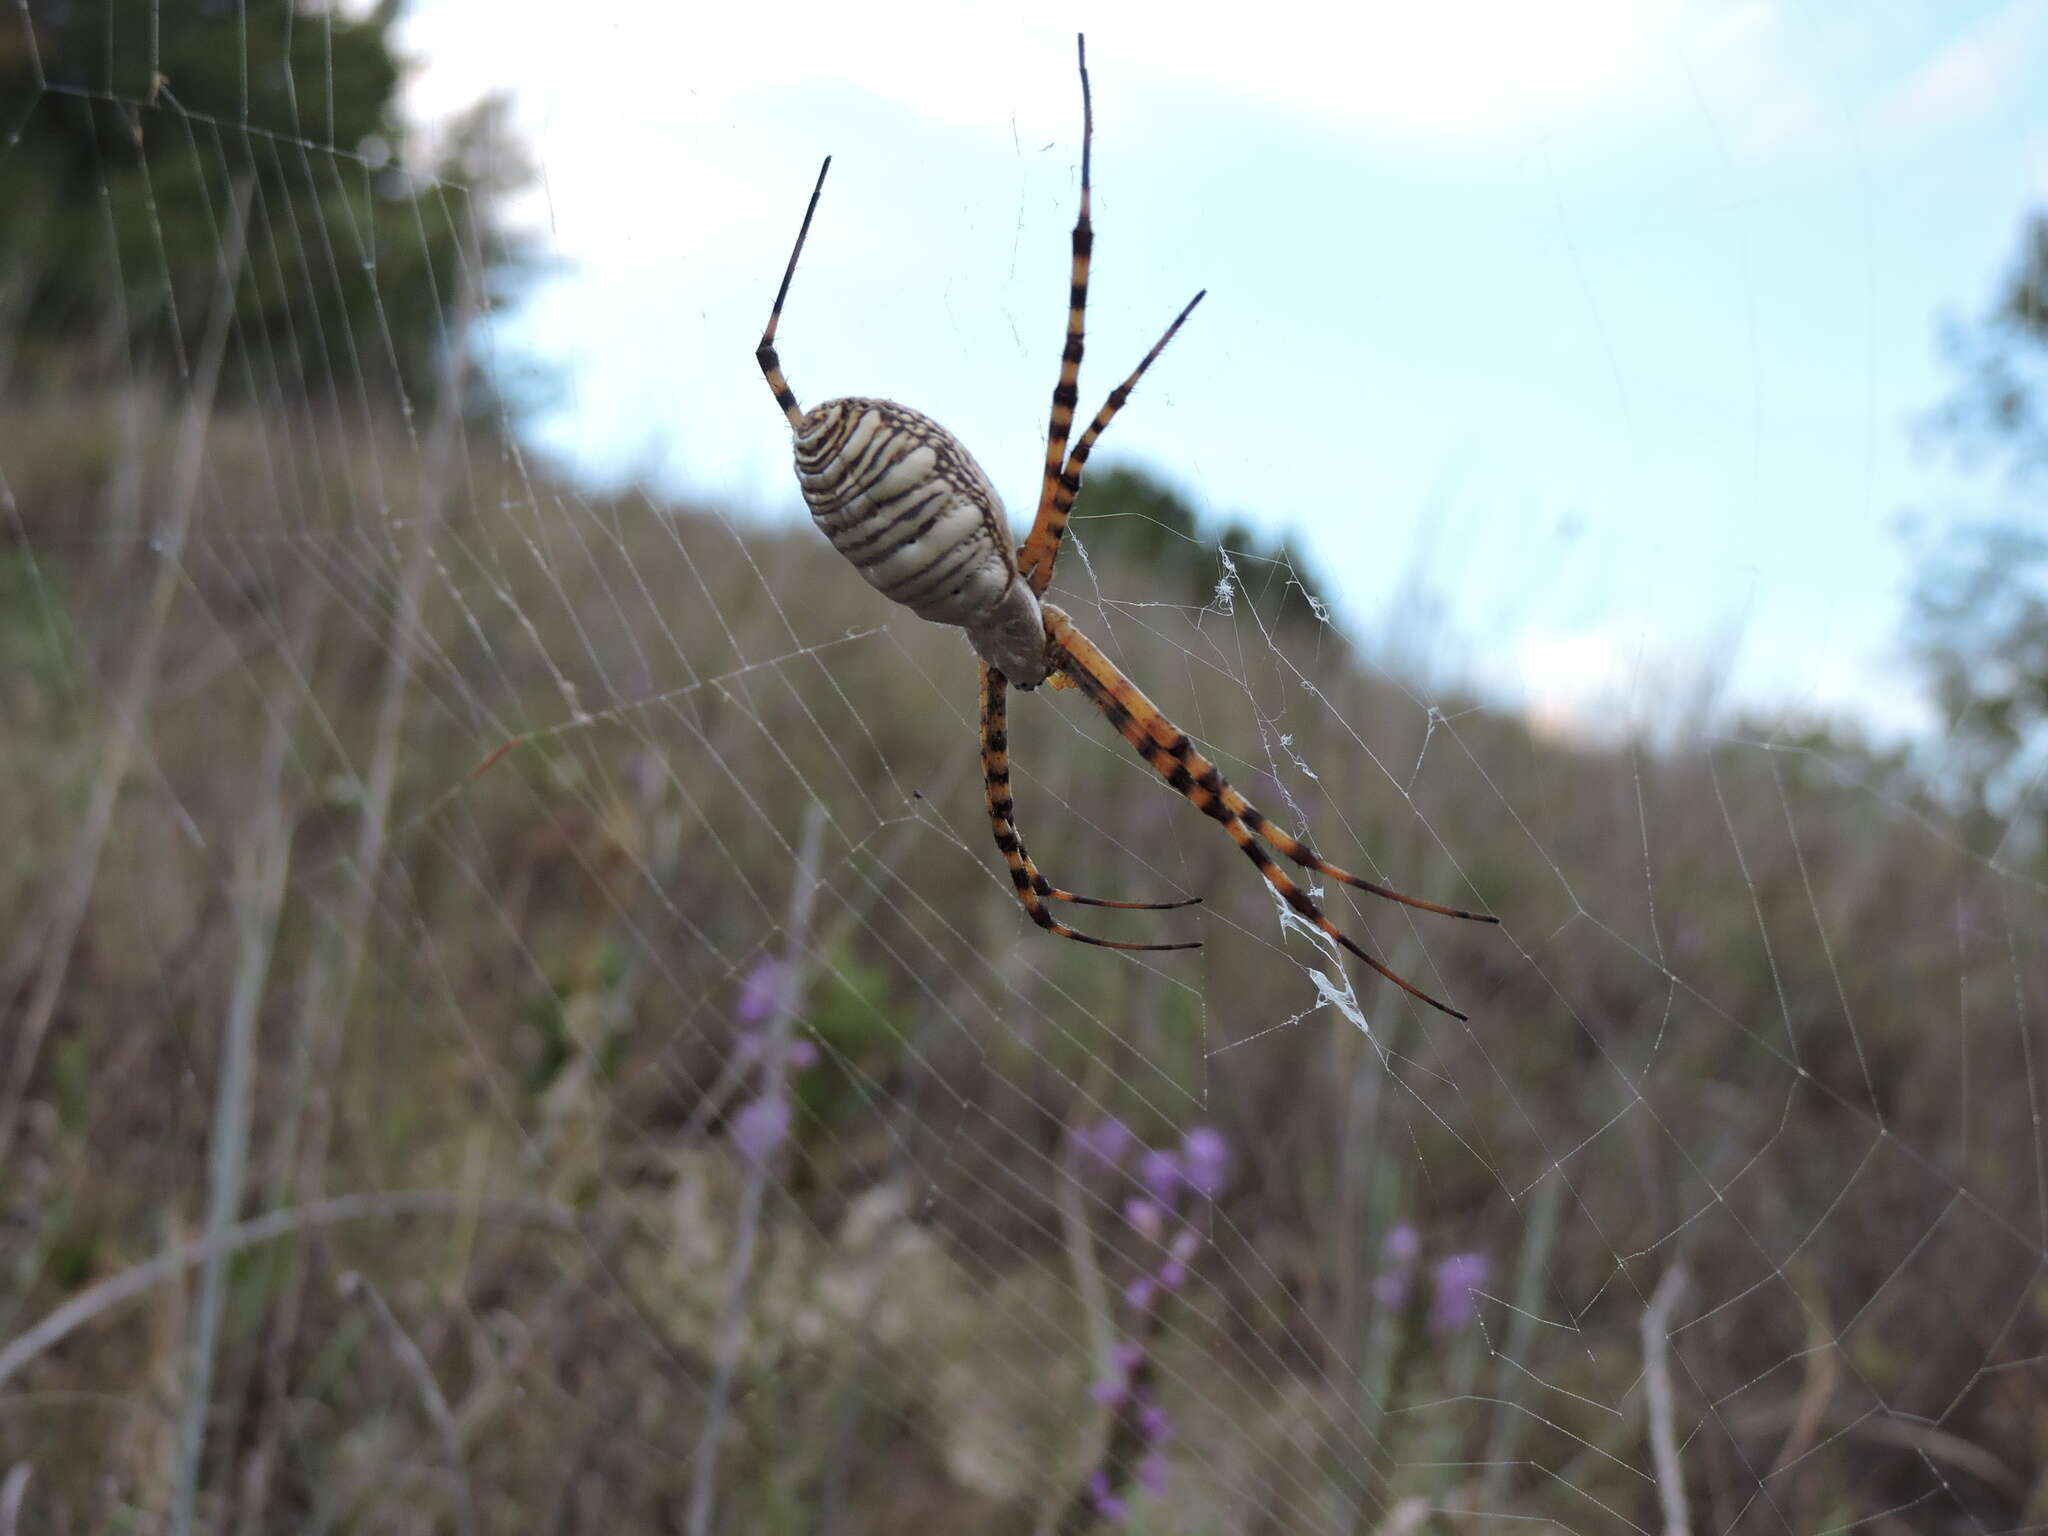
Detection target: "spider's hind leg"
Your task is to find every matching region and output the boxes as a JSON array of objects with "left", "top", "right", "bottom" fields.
[
  {"left": 981, "top": 664, "right": 1201, "bottom": 952},
  {"left": 1227, "top": 797, "right": 1499, "bottom": 923},
  {"left": 1044, "top": 607, "right": 1486, "bottom": 1019}
]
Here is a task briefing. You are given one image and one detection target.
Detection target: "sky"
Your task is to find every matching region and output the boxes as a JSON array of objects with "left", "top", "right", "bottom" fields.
[{"left": 395, "top": 0, "right": 2048, "bottom": 743}]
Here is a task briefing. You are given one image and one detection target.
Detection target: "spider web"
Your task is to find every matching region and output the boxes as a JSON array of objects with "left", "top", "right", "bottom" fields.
[{"left": 3, "top": 9, "right": 2045, "bottom": 1535}]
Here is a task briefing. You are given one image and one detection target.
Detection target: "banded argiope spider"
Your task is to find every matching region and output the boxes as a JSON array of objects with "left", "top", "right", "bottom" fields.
[{"left": 756, "top": 35, "right": 1496, "bottom": 1018}]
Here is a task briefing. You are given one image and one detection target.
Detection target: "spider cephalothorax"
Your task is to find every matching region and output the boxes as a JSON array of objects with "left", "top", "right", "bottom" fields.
[{"left": 755, "top": 36, "right": 1497, "bottom": 1018}]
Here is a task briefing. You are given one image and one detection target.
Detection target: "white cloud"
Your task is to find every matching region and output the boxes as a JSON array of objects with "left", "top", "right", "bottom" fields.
[
  {"left": 1868, "top": 0, "right": 2047, "bottom": 140},
  {"left": 1662, "top": 0, "right": 1847, "bottom": 162},
  {"left": 1506, "top": 623, "right": 1649, "bottom": 746},
  {"left": 399, "top": 0, "right": 1760, "bottom": 156},
  {"left": 1135, "top": 0, "right": 1695, "bottom": 143}
]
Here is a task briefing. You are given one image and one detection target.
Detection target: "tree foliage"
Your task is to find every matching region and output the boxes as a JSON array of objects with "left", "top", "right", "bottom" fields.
[
  {"left": 0, "top": 0, "right": 529, "bottom": 412},
  {"left": 1910, "top": 214, "right": 2048, "bottom": 851},
  {"left": 1934, "top": 215, "right": 2048, "bottom": 474},
  {"left": 1911, "top": 519, "right": 2048, "bottom": 840}
]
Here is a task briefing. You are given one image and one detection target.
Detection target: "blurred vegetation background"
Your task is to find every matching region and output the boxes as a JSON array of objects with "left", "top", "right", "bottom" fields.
[
  {"left": 0, "top": 0, "right": 532, "bottom": 410},
  {"left": 2, "top": 3, "right": 2046, "bottom": 1533}
]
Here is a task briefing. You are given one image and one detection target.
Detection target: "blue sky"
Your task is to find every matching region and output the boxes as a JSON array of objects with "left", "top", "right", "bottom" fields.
[{"left": 400, "top": 0, "right": 2048, "bottom": 742}]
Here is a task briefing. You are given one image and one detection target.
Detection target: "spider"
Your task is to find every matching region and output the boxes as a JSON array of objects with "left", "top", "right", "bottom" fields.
[{"left": 755, "top": 35, "right": 1497, "bottom": 1019}]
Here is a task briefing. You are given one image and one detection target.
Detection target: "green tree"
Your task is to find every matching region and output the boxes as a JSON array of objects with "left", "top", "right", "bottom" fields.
[
  {"left": 1909, "top": 214, "right": 2048, "bottom": 854},
  {"left": 0, "top": 0, "right": 530, "bottom": 412}
]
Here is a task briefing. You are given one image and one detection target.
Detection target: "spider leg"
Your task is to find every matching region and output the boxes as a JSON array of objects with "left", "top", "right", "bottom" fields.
[
  {"left": 981, "top": 663, "right": 1202, "bottom": 952},
  {"left": 757, "top": 156, "right": 832, "bottom": 429},
  {"left": 1044, "top": 606, "right": 1481, "bottom": 1019},
  {"left": 987, "top": 666, "right": 1196, "bottom": 910},
  {"left": 1022, "top": 35, "right": 1095, "bottom": 597},
  {"left": 1221, "top": 790, "right": 1498, "bottom": 922},
  {"left": 1019, "top": 289, "right": 1205, "bottom": 597}
]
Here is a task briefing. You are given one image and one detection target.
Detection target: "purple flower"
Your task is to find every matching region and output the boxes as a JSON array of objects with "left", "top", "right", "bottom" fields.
[
  {"left": 1089, "top": 1376, "right": 1126, "bottom": 1407},
  {"left": 1088, "top": 1470, "right": 1128, "bottom": 1521},
  {"left": 729, "top": 1095, "right": 790, "bottom": 1162},
  {"left": 1181, "top": 1126, "right": 1230, "bottom": 1196},
  {"left": 1170, "top": 1227, "right": 1202, "bottom": 1263},
  {"left": 1429, "top": 1251, "right": 1490, "bottom": 1334},
  {"left": 1382, "top": 1223, "right": 1420, "bottom": 1266},
  {"left": 1124, "top": 1196, "right": 1165, "bottom": 1243},
  {"left": 1375, "top": 1222, "right": 1420, "bottom": 1308},
  {"left": 1073, "top": 1116, "right": 1135, "bottom": 1169},
  {"left": 1158, "top": 1258, "right": 1187, "bottom": 1291},
  {"left": 735, "top": 1029, "right": 817, "bottom": 1073},
  {"left": 1376, "top": 1228, "right": 1425, "bottom": 1310},
  {"left": 1124, "top": 1275, "right": 1157, "bottom": 1312},
  {"left": 1112, "top": 1341, "right": 1144, "bottom": 1373},
  {"left": 1138, "top": 1148, "right": 1182, "bottom": 1203},
  {"left": 1137, "top": 1453, "right": 1169, "bottom": 1496},
  {"left": 1138, "top": 1403, "right": 1174, "bottom": 1444},
  {"left": 737, "top": 957, "right": 791, "bottom": 1024}
]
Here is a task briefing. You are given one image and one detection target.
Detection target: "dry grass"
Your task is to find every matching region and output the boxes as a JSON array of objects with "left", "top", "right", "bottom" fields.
[{"left": 1, "top": 390, "right": 2043, "bottom": 1533}]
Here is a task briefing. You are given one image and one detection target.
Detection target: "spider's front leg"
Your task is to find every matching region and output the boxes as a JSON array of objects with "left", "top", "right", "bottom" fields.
[{"left": 980, "top": 662, "right": 1200, "bottom": 952}]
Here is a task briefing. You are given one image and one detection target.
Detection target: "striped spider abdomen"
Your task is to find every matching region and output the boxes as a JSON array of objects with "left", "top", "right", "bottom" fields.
[{"left": 793, "top": 396, "right": 1051, "bottom": 687}]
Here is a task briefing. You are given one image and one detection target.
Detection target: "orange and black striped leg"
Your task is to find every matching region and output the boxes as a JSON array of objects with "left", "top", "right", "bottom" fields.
[
  {"left": 981, "top": 663, "right": 1201, "bottom": 952},
  {"left": 1216, "top": 781, "right": 1498, "bottom": 923},
  {"left": 1021, "top": 33, "right": 1095, "bottom": 596},
  {"left": 987, "top": 664, "right": 1199, "bottom": 911},
  {"left": 1044, "top": 607, "right": 1482, "bottom": 1019},
  {"left": 1020, "top": 288, "right": 1206, "bottom": 597},
  {"left": 756, "top": 156, "right": 832, "bottom": 429}
]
